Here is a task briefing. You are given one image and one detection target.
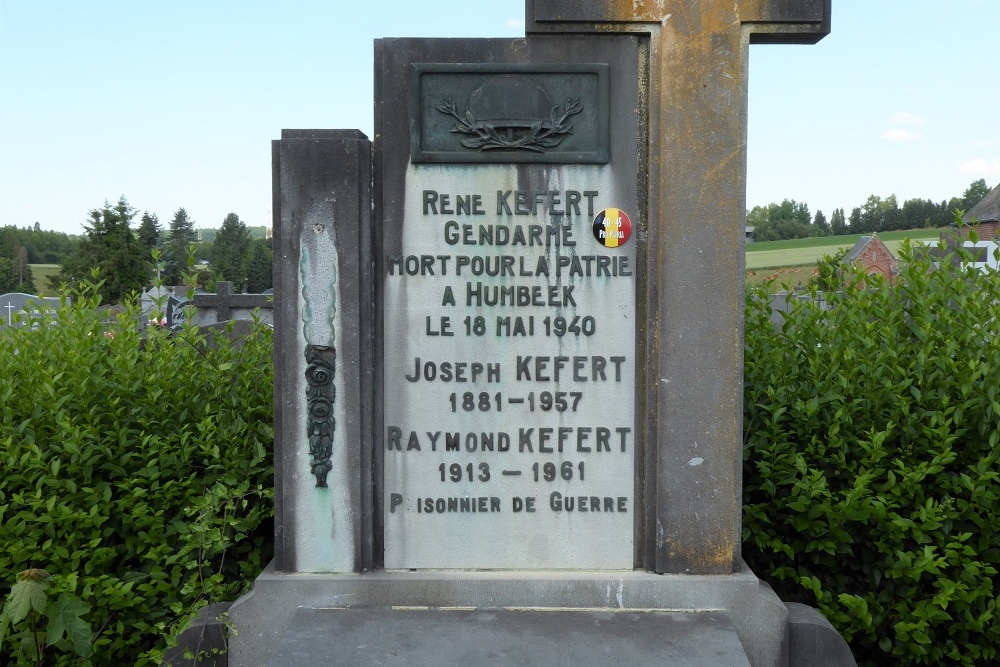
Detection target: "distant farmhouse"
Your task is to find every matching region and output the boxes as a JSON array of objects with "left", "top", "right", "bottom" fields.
[
  {"left": 951, "top": 181, "right": 1000, "bottom": 271},
  {"left": 843, "top": 233, "right": 898, "bottom": 283},
  {"left": 961, "top": 181, "right": 1000, "bottom": 238}
]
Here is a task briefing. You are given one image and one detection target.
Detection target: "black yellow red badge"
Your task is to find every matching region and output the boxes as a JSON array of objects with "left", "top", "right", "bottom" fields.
[{"left": 592, "top": 208, "right": 632, "bottom": 247}]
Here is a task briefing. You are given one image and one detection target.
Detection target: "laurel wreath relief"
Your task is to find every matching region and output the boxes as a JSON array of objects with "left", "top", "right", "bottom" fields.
[{"left": 435, "top": 97, "right": 583, "bottom": 152}]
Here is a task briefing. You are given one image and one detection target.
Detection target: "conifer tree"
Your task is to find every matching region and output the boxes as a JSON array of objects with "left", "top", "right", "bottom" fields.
[
  {"left": 59, "top": 196, "right": 149, "bottom": 303},
  {"left": 137, "top": 211, "right": 162, "bottom": 250},
  {"left": 830, "top": 208, "right": 847, "bottom": 235},
  {"left": 244, "top": 239, "right": 272, "bottom": 293},
  {"left": 211, "top": 213, "right": 251, "bottom": 290},
  {"left": 165, "top": 208, "right": 196, "bottom": 285}
]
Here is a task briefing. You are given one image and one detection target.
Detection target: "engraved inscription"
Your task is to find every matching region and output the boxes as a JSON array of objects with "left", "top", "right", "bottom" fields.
[{"left": 384, "top": 169, "right": 637, "bottom": 569}]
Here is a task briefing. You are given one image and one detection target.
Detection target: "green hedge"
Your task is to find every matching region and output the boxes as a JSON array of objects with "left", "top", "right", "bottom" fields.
[
  {"left": 7, "top": 241, "right": 999, "bottom": 664},
  {"left": 0, "top": 286, "right": 273, "bottom": 665},
  {"left": 744, "top": 241, "right": 1000, "bottom": 666}
]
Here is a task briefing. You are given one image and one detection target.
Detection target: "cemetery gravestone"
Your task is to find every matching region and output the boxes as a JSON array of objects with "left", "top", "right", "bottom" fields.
[
  {"left": 166, "top": 294, "right": 191, "bottom": 330},
  {"left": 0, "top": 292, "right": 60, "bottom": 328},
  {"left": 191, "top": 281, "right": 274, "bottom": 326},
  {"left": 380, "top": 42, "right": 640, "bottom": 572},
  {"left": 229, "top": 2, "right": 855, "bottom": 666}
]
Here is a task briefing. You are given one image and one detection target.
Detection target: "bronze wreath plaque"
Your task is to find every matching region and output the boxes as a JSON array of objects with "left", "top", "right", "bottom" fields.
[{"left": 409, "top": 63, "right": 609, "bottom": 164}]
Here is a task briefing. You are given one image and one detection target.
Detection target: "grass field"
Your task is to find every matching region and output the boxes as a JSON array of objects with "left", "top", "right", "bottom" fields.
[
  {"left": 746, "top": 265, "right": 818, "bottom": 287},
  {"left": 23, "top": 230, "right": 948, "bottom": 293},
  {"left": 745, "top": 228, "right": 944, "bottom": 271},
  {"left": 28, "top": 264, "right": 62, "bottom": 293},
  {"left": 744, "top": 228, "right": 947, "bottom": 287}
]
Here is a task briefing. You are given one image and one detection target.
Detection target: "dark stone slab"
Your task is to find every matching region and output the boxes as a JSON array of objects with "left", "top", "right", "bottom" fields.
[
  {"left": 786, "top": 603, "right": 857, "bottom": 667},
  {"left": 265, "top": 608, "right": 751, "bottom": 667},
  {"left": 228, "top": 562, "right": 790, "bottom": 667},
  {"left": 161, "top": 602, "right": 231, "bottom": 667}
]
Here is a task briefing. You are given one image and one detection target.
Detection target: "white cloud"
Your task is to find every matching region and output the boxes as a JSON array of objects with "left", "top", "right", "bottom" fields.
[
  {"left": 889, "top": 111, "right": 926, "bottom": 126},
  {"left": 960, "top": 158, "right": 1000, "bottom": 175},
  {"left": 881, "top": 128, "right": 922, "bottom": 142},
  {"left": 506, "top": 18, "right": 525, "bottom": 29}
]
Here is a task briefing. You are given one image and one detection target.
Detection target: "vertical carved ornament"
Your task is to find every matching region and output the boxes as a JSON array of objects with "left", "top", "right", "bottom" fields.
[{"left": 305, "top": 344, "right": 336, "bottom": 487}]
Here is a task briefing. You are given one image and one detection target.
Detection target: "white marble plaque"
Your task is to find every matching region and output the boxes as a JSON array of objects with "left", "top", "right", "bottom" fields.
[{"left": 384, "top": 163, "right": 635, "bottom": 569}]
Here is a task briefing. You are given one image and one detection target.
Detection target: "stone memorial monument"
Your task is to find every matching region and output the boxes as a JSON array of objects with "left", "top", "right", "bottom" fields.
[{"left": 229, "top": 1, "right": 855, "bottom": 665}]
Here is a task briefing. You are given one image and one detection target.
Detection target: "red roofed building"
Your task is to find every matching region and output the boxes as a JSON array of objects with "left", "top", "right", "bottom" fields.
[
  {"left": 842, "top": 233, "right": 899, "bottom": 283},
  {"left": 960, "top": 181, "right": 1000, "bottom": 240}
]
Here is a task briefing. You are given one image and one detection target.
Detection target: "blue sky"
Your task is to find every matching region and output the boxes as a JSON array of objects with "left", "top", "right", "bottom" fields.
[{"left": 1, "top": 0, "right": 997, "bottom": 235}]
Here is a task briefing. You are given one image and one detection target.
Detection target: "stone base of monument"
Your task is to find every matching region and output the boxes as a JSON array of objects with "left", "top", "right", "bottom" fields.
[
  {"left": 227, "top": 561, "right": 855, "bottom": 667},
  {"left": 264, "top": 608, "right": 749, "bottom": 666}
]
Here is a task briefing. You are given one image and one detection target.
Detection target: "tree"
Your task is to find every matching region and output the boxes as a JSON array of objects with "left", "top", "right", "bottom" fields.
[
  {"left": 165, "top": 208, "right": 196, "bottom": 285},
  {"left": 0, "top": 257, "right": 32, "bottom": 293},
  {"left": 859, "top": 195, "right": 883, "bottom": 233},
  {"left": 848, "top": 207, "right": 862, "bottom": 233},
  {"left": 59, "top": 196, "right": 150, "bottom": 303},
  {"left": 746, "top": 199, "right": 818, "bottom": 240},
  {"left": 137, "top": 211, "right": 161, "bottom": 250},
  {"left": 813, "top": 210, "right": 830, "bottom": 236},
  {"left": 747, "top": 205, "right": 770, "bottom": 228},
  {"left": 750, "top": 219, "right": 815, "bottom": 242},
  {"left": 946, "top": 196, "right": 964, "bottom": 217},
  {"left": 211, "top": 213, "right": 251, "bottom": 289},
  {"left": 886, "top": 194, "right": 901, "bottom": 230},
  {"left": 244, "top": 239, "right": 272, "bottom": 293},
  {"left": 900, "top": 198, "right": 940, "bottom": 229},
  {"left": 12, "top": 246, "right": 35, "bottom": 293},
  {"left": 808, "top": 247, "right": 849, "bottom": 291},
  {"left": 830, "top": 208, "right": 847, "bottom": 235},
  {"left": 0, "top": 258, "right": 11, "bottom": 292},
  {"left": 933, "top": 200, "right": 953, "bottom": 228},
  {"left": 781, "top": 199, "right": 810, "bottom": 226},
  {"left": 962, "top": 178, "right": 990, "bottom": 212}
]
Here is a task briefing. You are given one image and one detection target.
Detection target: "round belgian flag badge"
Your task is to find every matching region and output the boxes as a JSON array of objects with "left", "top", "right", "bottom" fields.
[{"left": 592, "top": 208, "right": 632, "bottom": 248}]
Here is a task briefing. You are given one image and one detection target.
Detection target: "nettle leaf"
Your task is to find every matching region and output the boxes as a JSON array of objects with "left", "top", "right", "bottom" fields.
[
  {"left": 0, "top": 612, "right": 10, "bottom": 646},
  {"left": 3, "top": 574, "right": 49, "bottom": 624},
  {"left": 46, "top": 593, "right": 93, "bottom": 658}
]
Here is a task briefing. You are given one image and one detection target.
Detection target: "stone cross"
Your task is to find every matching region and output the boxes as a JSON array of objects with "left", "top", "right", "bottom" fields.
[
  {"left": 228, "top": 7, "right": 843, "bottom": 663},
  {"left": 4, "top": 301, "right": 14, "bottom": 327},
  {"left": 194, "top": 280, "right": 236, "bottom": 321},
  {"left": 191, "top": 281, "right": 273, "bottom": 323},
  {"left": 527, "top": 1, "right": 830, "bottom": 574}
]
